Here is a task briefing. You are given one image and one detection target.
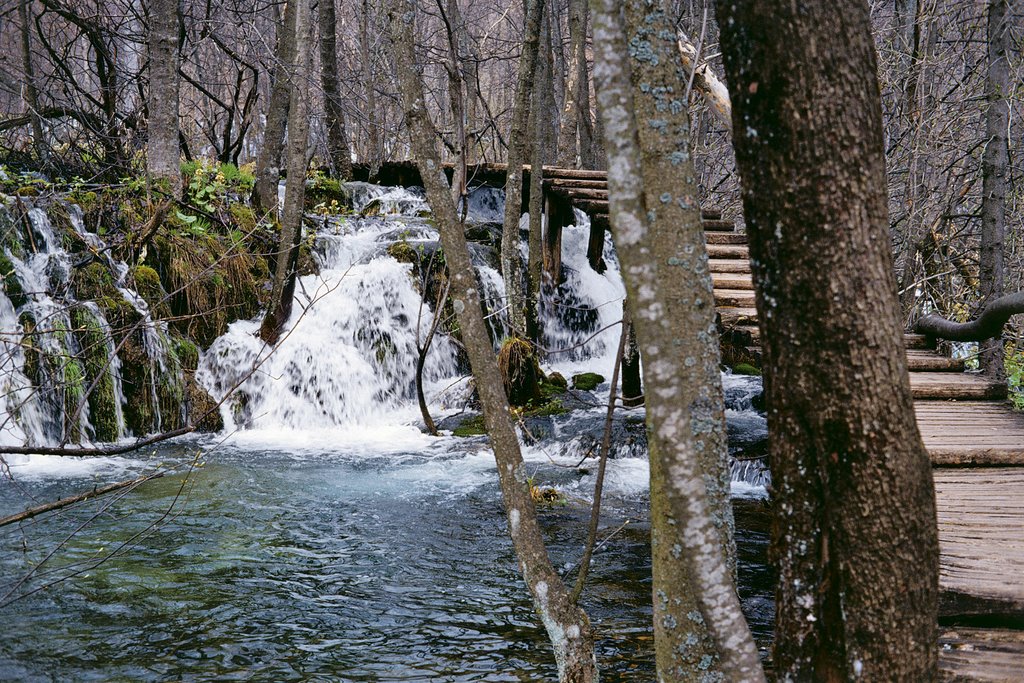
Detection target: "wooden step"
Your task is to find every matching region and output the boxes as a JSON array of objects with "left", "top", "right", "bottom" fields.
[
  {"left": 939, "top": 628, "right": 1024, "bottom": 682},
  {"left": 714, "top": 288, "right": 757, "bottom": 308},
  {"left": 906, "top": 350, "right": 966, "bottom": 373},
  {"left": 916, "top": 400, "right": 1024, "bottom": 466},
  {"left": 544, "top": 178, "right": 607, "bottom": 190},
  {"left": 703, "top": 219, "right": 736, "bottom": 232},
  {"left": 706, "top": 232, "right": 748, "bottom": 245},
  {"left": 589, "top": 211, "right": 727, "bottom": 231},
  {"left": 711, "top": 274, "right": 754, "bottom": 289},
  {"left": 717, "top": 307, "right": 759, "bottom": 325},
  {"left": 707, "top": 244, "right": 750, "bottom": 259},
  {"left": 935, "top": 468, "right": 1024, "bottom": 616},
  {"left": 904, "top": 333, "right": 936, "bottom": 350},
  {"left": 708, "top": 258, "right": 752, "bottom": 274},
  {"left": 910, "top": 372, "right": 1008, "bottom": 400}
]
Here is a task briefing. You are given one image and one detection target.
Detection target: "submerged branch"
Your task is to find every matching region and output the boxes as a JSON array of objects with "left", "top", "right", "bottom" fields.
[{"left": 0, "top": 473, "right": 165, "bottom": 529}]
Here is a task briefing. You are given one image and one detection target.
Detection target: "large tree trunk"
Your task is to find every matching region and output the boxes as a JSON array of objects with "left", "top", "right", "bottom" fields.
[
  {"left": 318, "top": 0, "right": 353, "bottom": 181},
  {"left": 500, "top": 0, "right": 544, "bottom": 337},
  {"left": 259, "top": 0, "right": 312, "bottom": 345},
  {"left": 718, "top": 2, "right": 939, "bottom": 679},
  {"left": 146, "top": 0, "right": 181, "bottom": 197},
  {"left": 591, "top": 2, "right": 763, "bottom": 681},
  {"left": 978, "top": 0, "right": 1009, "bottom": 380},
  {"left": 251, "top": 0, "right": 298, "bottom": 214},
  {"left": 386, "top": 1, "right": 597, "bottom": 679}
]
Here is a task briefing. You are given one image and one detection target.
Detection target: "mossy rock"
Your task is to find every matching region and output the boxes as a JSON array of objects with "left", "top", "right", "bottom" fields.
[
  {"left": 731, "top": 363, "right": 761, "bottom": 376},
  {"left": 498, "top": 337, "right": 542, "bottom": 407},
  {"left": 523, "top": 398, "right": 568, "bottom": 419},
  {"left": 0, "top": 205, "right": 25, "bottom": 258},
  {"left": 539, "top": 375, "right": 567, "bottom": 400},
  {"left": 185, "top": 373, "right": 223, "bottom": 432},
  {"left": 15, "top": 186, "right": 39, "bottom": 197},
  {"left": 571, "top": 372, "right": 605, "bottom": 391},
  {"left": 172, "top": 335, "right": 200, "bottom": 372},
  {"left": 70, "top": 305, "right": 121, "bottom": 442},
  {"left": 387, "top": 241, "right": 419, "bottom": 266},
  {"left": 73, "top": 262, "right": 116, "bottom": 301},
  {"left": 452, "top": 414, "right": 487, "bottom": 437},
  {"left": 305, "top": 176, "right": 348, "bottom": 211},
  {"left": 130, "top": 265, "right": 171, "bottom": 319},
  {"left": 0, "top": 252, "right": 27, "bottom": 308}
]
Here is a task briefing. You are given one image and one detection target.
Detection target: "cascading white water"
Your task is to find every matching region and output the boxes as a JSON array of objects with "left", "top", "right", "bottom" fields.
[{"left": 0, "top": 200, "right": 180, "bottom": 447}]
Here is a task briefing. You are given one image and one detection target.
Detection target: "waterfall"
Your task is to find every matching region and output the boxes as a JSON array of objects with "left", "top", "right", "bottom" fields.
[{"left": 0, "top": 200, "right": 181, "bottom": 448}]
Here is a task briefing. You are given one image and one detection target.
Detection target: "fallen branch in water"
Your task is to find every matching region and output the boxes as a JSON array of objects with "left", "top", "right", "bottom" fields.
[
  {"left": 915, "top": 292, "right": 1024, "bottom": 342},
  {"left": 0, "top": 472, "right": 165, "bottom": 529}
]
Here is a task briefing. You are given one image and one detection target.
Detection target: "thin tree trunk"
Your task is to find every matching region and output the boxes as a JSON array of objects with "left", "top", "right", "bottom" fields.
[
  {"left": 979, "top": 0, "right": 1009, "bottom": 380},
  {"left": 441, "top": 0, "right": 468, "bottom": 210},
  {"left": 386, "top": 2, "right": 597, "bottom": 679},
  {"left": 526, "top": 11, "right": 552, "bottom": 344},
  {"left": 319, "top": 0, "right": 353, "bottom": 181},
  {"left": 146, "top": 0, "right": 181, "bottom": 197},
  {"left": 591, "top": 2, "right": 762, "bottom": 680},
  {"left": 501, "top": 0, "right": 545, "bottom": 337},
  {"left": 362, "top": 0, "right": 382, "bottom": 179},
  {"left": 259, "top": 0, "right": 312, "bottom": 345},
  {"left": 251, "top": 0, "right": 298, "bottom": 214},
  {"left": 556, "top": 0, "right": 592, "bottom": 167},
  {"left": 18, "top": 0, "right": 48, "bottom": 166},
  {"left": 718, "top": 1, "right": 939, "bottom": 679}
]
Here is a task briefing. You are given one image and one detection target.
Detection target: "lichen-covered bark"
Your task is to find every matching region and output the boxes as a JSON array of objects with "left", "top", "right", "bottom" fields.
[
  {"left": 501, "top": 0, "right": 544, "bottom": 336},
  {"left": 251, "top": 0, "right": 297, "bottom": 213},
  {"left": 146, "top": 0, "right": 181, "bottom": 197},
  {"left": 259, "top": 0, "right": 311, "bottom": 344},
  {"left": 979, "top": 0, "right": 1009, "bottom": 380},
  {"left": 590, "top": 1, "right": 764, "bottom": 681},
  {"left": 386, "top": 2, "right": 597, "bottom": 680},
  {"left": 718, "top": 1, "right": 940, "bottom": 679}
]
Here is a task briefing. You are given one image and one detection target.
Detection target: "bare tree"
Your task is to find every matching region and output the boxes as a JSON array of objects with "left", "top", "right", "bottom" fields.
[
  {"left": 260, "top": 0, "right": 313, "bottom": 345},
  {"left": 319, "top": 0, "right": 354, "bottom": 181},
  {"left": 386, "top": 0, "right": 598, "bottom": 678},
  {"left": 146, "top": 0, "right": 181, "bottom": 197},
  {"left": 719, "top": 0, "right": 940, "bottom": 678},
  {"left": 978, "top": 0, "right": 1009, "bottom": 379}
]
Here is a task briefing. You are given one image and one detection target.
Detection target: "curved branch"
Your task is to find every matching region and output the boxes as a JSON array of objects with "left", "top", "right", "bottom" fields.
[{"left": 916, "top": 292, "right": 1024, "bottom": 341}]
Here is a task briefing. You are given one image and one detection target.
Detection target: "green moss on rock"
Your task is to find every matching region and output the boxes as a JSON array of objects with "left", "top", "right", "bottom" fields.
[
  {"left": 70, "top": 305, "right": 121, "bottom": 442},
  {"left": 0, "top": 252, "right": 27, "bottom": 308},
  {"left": 571, "top": 372, "right": 605, "bottom": 391},
  {"left": 452, "top": 414, "right": 487, "bottom": 437},
  {"left": 731, "top": 363, "right": 761, "bottom": 376}
]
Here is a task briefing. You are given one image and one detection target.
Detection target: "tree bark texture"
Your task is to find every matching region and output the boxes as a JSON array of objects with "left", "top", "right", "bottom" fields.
[
  {"left": 386, "top": 2, "right": 597, "bottom": 679},
  {"left": 19, "top": 0, "right": 48, "bottom": 165},
  {"left": 318, "top": 0, "right": 354, "bottom": 181},
  {"left": 146, "top": 0, "right": 181, "bottom": 197},
  {"left": 676, "top": 30, "right": 731, "bottom": 131},
  {"left": 591, "top": 1, "right": 763, "bottom": 681},
  {"left": 557, "top": 0, "right": 596, "bottom": 167},
  {"left": 259, "top": 0, "right": 312, "bottom": 345},
  {"left": 501, "top": 0, "right": 544, "bottom": 337},
  {"left": 252, "top": 0, "right": 298, "bottom": 214},
  {"left": 978, "top": 0, "right": 1009, "bottom": 380},
  {"left": 526, "top": 9, "right": 552, "bottom": 344},
  {"left": 718, "top": 2, "right": 940, "bottom": 679}
]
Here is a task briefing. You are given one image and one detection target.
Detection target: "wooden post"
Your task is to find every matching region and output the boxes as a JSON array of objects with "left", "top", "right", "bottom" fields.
[
  {"left": 543, "top": 190, "right": 567, "bottom": 283},
  {"left": 586, "top": 214, "right": 607, "bottom": 273},
  {"left": 621, "top": 308, "right": 643, "bottom": 407}
]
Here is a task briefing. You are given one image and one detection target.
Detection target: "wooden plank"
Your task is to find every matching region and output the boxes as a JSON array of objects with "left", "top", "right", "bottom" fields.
[
  {"left": 707, "top": 244, "right": 750, "bottom": 259},
  {"left": 938, "top": 628, "right": 1024, "bottom": 682},
  {"left": 702, "top": 219, "right": 736, "bottom": 232},
  {"left": 910, "top": 373, "right": 1008, "bottom": 400},
  {"left": 708, "top": 259, "right": 752, "bottom": 274},
  {"left": 718, "top": 307, "right": 759, "bottom": 325},
  {"left": 543, "top": 178, "right": 608, "bottom": 190},
  {"left": 915, "top": 400, "right": 1024, "bottom": 466},
  {"left": 905, "top": 333, "right": 936, "bottom": 349},
  {"left": 711, "top": 274, "right": 754, "bottom": 289},
  {"left": 935, "top": 469, "right": 1024, "bottom": 615},
  {"left": 706, "top": 233, "right": 748, "bottom": 245},
  {"left": 907, "top": 350, "right": 966, "bottom": 372},
  {"left": 715, "top": 288, "right": 757, "bottom": 308}
]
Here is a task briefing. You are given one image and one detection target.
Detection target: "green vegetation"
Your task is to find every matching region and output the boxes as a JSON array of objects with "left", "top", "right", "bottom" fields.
[
  {"left": 1007, "top": 344, "right": 1024, "bottom": 410},
  {"left": 452, "top": 414, "right": 487, "bottom": 437},
  {"left": 0, "top": 252, "right": 27, "bottom": 308},
  {"left": 731, "top": 363, "right": 762, "bottom": 376},
  {"left": 69, "top": 305, "right": 121, "bottom": 441},
  {"left": 571, "top": 372, "right": 605, "bottom": 391}
]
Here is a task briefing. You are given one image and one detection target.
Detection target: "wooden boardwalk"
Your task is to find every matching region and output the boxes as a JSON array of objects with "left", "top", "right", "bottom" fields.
[{"left": 365, "top": 162, "right": 1024, "bottom": 679}]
